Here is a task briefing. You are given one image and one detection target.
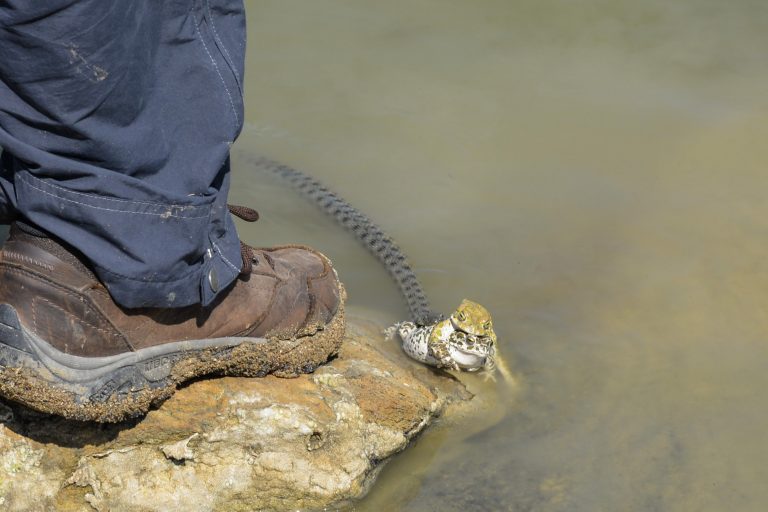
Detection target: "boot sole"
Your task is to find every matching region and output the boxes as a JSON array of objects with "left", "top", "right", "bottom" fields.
[{"left": 0, "top": 300, "right": 345, "bottom": 422}]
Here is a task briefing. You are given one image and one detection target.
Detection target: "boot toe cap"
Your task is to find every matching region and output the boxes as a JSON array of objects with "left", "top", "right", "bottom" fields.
[{"left": 257, "top": 246, "right": 343, "bottom": 336}]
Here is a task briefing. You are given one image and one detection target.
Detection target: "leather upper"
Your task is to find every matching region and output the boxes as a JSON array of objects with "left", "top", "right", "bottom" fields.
[{"left": 0, "top": 234, "right": 341, "bottom": 357}]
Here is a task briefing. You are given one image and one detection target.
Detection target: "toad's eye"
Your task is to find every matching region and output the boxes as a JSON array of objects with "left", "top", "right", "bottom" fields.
[
  {"left": 483, "top": 321, "right": 492, "bottom": 330},
  {"left": 457, "top": 311, "right": 467, "bottom": 322}
]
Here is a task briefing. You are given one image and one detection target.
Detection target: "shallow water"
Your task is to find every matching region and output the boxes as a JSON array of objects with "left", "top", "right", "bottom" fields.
[{"left": 233, "top": 1, "right": 768, "bottom": 510}]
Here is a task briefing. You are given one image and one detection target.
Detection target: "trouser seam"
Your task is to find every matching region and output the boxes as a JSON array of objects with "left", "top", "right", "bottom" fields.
[
  {"left": 204, "top": 0, "right": 242, "bottom": 90},
  {"left": 18, "top": 173, "right": 212, "bottom": 219},
  {"left": 212, "top": 240, "right": 240, "bottom": 273},
  {"left": 193, "top": 6, "right": 239, "bottom": 139}
]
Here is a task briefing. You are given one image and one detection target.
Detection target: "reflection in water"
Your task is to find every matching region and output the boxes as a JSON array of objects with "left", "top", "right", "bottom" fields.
[{"left": 235, "top": 1, "right": 768, "bottom": 510}]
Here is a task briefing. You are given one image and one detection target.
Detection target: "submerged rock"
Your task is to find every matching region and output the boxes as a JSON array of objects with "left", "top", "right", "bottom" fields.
[{"left": 0, "top": 319, "right": 472, "bottom": 511}]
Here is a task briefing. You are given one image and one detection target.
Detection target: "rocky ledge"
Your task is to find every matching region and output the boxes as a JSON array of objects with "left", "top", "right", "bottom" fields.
[{"left": 0, "top": 318, "right": 472, "bottom": 511}]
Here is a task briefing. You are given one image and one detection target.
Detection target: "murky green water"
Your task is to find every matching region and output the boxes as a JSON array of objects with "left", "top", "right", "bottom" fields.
[{"left": 233, "top": 1, "right": 768, "bottom": 510}]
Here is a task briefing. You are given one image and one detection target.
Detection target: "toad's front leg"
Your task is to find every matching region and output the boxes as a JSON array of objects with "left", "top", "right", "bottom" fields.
[{"left": 428, "top": 335, "right": 460, "bottom": 371}]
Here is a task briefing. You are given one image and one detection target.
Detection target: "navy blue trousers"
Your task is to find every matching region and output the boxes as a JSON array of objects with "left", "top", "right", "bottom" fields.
[{"left": 0, "top": 0, "right": 246, "bottom": 308}]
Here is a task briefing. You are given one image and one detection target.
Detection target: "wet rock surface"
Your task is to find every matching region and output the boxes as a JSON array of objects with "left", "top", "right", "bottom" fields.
[{"left": 0, "top": 319, "right": 472, "bottom": 512}]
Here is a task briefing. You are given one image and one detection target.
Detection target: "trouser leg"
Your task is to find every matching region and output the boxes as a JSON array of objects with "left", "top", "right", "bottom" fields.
[{"left": 0, "top": 0, "right": 246, "bottom": 308}]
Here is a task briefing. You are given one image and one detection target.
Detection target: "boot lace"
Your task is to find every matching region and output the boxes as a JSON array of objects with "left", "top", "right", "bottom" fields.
[{"left": 227, "top": 204, "right": 259, "bottom": 274}]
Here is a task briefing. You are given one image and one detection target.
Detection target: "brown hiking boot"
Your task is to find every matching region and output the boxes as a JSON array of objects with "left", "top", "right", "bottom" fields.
[{"left": 0, "top": 219, "right": 345, "bottom": 422}]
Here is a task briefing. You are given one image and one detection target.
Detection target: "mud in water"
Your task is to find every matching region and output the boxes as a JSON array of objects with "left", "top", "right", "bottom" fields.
[{"left": 231, "top": 1, "right": 768, "bottom": 510}]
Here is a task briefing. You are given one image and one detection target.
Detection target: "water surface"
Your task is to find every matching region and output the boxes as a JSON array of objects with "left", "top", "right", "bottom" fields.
[{"left": 233, "top": 1, "right": 768, "bottom": 510}]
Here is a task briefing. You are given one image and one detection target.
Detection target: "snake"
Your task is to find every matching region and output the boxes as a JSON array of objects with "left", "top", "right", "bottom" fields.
[{"left": 246, "top": 155, "right": 508, "bottom": 379}]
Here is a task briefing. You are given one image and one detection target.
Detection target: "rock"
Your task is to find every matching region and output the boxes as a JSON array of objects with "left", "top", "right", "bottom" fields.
[{"left": 0, "top": 319, "right": 472, "bottom": 511}]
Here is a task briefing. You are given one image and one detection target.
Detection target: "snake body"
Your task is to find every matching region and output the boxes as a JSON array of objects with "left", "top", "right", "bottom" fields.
[{"left": 248, "top": 156, "right": 501, "bottom": 375}]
